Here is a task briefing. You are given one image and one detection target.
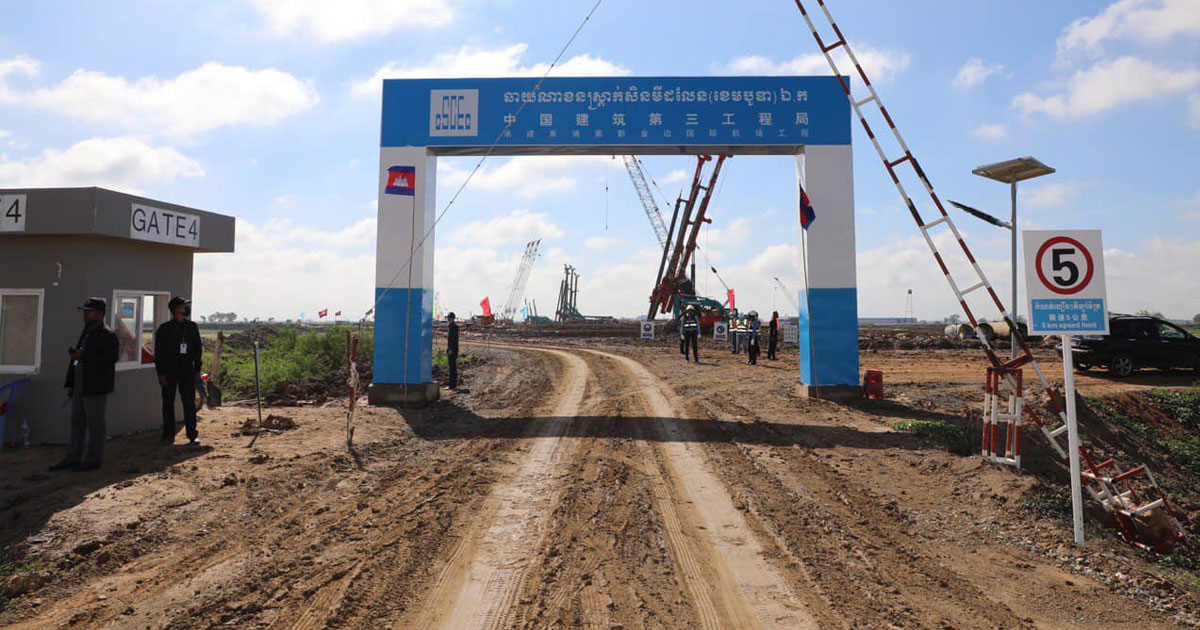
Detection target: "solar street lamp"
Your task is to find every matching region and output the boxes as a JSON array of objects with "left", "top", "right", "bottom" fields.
[{"left": 952, "top": 157, "right": 1056, "bottom": 358}]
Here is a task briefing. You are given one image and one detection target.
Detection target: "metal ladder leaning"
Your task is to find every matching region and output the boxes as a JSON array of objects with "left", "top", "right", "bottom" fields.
[{"left": 790, "top": 0, "right": 1184, "bottom": 549}]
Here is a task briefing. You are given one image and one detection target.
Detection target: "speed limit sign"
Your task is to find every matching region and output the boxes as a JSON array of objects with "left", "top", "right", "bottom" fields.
[{"left": 1023, "top": 230, "right": 1108, "bottom": 335}]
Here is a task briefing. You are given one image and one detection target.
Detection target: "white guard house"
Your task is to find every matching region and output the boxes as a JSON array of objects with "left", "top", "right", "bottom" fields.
[
  {"left": 371, "top": 76, "right": 859, "bottom": 404},
  {"left": 0, "top": 187, "right": 235, "bottom": 444}
]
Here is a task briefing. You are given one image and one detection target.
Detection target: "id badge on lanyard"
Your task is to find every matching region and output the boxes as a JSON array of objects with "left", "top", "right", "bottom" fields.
[{"left": 180, "top": 342, "right": 188, "bottom": 355}]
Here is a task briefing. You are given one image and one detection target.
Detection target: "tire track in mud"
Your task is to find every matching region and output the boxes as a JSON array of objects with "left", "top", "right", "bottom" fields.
[
  {"left": 3, "top": 347, "right": 557, "bottom": 630},
  {"left": 693, "top": 395, "right": 1034, "bottom": 629},
  {"left": 505, "top": 352, "right": 701, "bottom": 630},
  {"left": 406, "top": 347, "right": 590, "bottom": 630},
  {"left": 580, "top": 348, "right": 820, "bottom": 630}
]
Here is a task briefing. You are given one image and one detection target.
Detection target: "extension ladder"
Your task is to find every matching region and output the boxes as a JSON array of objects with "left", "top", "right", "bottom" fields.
[
  {"left": 790, "top": 0, "right": 1184, "bottom": 550},
  {"left": 983, "top": 367, "right": 1023, "bottom": 468}
]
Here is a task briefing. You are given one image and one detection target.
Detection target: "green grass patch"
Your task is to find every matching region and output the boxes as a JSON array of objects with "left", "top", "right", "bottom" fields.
[
  {"left": 212, "top": 326, "right": 373, "bottom": 400},
  {"left": 893, "top": 419, "right": 973, "bottom": 455}
]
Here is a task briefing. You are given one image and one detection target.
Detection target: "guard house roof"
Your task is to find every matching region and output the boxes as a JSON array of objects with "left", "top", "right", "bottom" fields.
[{"left": 0, "top": 187, "right": 235, "bottom": 252}]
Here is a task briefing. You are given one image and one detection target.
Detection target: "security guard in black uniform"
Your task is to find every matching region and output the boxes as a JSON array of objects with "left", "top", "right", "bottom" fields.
[
  {"left": 681, "top": 305, "right": 701, "bottom": 363},
  {"left": 155, "top": 296, "right": 203, "bottom": 445}
]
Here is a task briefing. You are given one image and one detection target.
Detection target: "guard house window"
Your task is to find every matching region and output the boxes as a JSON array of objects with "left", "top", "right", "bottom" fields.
[
  {"left": 0, "top": 289, "right": 44, "bottom": 373},
  {"left": 112, "top": 292, "right": 168, "bottom": 368}
]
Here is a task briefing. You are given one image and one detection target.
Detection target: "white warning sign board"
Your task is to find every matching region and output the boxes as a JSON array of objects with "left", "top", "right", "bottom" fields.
[
  {"left": 640, "top": 321, "right": 655, "bottom": 340},
  {"left": 713, "top": 321, "right": 728, "bottom": 341},
  {"left": 1022, "top": 230, "right": 1108, "bottom": 336}
]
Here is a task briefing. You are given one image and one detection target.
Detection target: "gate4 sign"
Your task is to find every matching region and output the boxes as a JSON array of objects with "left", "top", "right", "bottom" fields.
[
  {"left": 0, "top": 194, "right": 26, "bottom": 232},
  {"left": 1023, "top": 230, "right": 1108, "bottom": 335},
  {"left": 640, "top": 321, "right": 655, "bottom": 340}
]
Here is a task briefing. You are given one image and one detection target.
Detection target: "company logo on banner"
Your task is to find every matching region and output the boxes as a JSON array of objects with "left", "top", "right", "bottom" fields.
[
  {"left": 1023, "top": 230, "right": 1109, "bottom": 335},
  {"left": 430, "top": 89, "right": 479, "bottom": 137},
  {"left": 385, "top": 166, "right": 416, "bottom": 196}
]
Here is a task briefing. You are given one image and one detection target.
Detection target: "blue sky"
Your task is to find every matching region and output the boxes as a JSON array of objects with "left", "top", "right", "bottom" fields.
[{"left": 2, "top": 0, "right": 1198, "bottom": 321}]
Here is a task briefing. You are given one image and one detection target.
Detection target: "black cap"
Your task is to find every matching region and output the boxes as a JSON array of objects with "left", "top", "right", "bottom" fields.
[
  {"left": 77, "top": 297, "right": 107, "bottom": 312},
  {"left": 168, "top": 296, "right": 191, "bottom": 310}
]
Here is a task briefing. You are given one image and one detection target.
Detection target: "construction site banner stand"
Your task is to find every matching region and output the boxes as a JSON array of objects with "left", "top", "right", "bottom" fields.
[{"left": 371, "top": 76, "right": 858, "bottom": 403}]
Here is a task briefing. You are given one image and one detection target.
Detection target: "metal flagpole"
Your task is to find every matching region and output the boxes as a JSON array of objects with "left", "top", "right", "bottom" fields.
[{"left": 797, "top": 154, "right": 819, "bottom": 397}]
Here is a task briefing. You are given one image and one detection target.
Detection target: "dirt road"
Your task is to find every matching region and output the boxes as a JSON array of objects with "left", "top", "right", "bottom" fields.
[{"left": 1, "top": 340, "right": 1196, "bottom": 628}]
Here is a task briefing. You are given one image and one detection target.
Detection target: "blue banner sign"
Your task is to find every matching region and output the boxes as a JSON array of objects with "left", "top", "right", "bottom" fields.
[
  {"left": 381, "top": 76, "right": 851, "bottom": 148},
  {"left": 1030, "top": 298, "right": 1107, "bottom": 333}
]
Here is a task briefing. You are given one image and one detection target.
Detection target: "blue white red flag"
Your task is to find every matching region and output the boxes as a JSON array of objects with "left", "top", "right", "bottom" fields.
[
  {"left": 385, "top": 166, "right": 415, "bottom": 196},
  {"left": 799, "top": 181, "right": 816, "bottom": 230}
]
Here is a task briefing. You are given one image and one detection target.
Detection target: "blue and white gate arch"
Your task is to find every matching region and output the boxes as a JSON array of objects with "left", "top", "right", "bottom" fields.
[{"left": 371, "top": 75, "right": 858, "bottom": 404}]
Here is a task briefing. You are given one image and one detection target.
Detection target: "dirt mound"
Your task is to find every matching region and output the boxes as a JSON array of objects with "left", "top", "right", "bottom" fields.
[
  {"left": 220, "top": 325, "right": 281, "bottom": 351},
  {"left": 239, "top": 414, "right": 297, "bottom": 435}
]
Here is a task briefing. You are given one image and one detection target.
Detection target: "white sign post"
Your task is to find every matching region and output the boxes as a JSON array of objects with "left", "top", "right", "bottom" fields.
[
  {"left": 1023, "top": 229, "right": 1109, "bottom": 547},
  {"left": 713, "top": 321, "right": 728, "bottom": 342},
  {"left": 640, "top": 321, "right": 655, "bottom": 340}
]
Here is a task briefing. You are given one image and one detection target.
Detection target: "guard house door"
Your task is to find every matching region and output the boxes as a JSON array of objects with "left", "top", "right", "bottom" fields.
[{"left": 370, "top": 76, "right": 858, "bottom": 404}]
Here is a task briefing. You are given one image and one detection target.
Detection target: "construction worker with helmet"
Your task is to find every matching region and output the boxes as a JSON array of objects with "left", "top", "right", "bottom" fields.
[
  {"left": 681, "top": 304, "right": 701, "bottom": 363},
  {"left": 735, "top": 314, "right": 748, "bottom": 356},
  {"left": 746, "top": 310, "right": 762, "bottom": 365},
  {"left": 728, "top": 309, "right": 740, "bottom": 354}
]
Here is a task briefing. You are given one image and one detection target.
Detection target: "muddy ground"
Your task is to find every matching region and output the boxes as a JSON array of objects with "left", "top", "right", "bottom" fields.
[{"left": 1, "top": 335, "right": 1198, "bottom": 629}]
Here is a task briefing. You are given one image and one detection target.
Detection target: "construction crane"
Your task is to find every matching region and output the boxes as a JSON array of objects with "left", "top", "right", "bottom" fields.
[
  {"left": 621, "top": 155, "right": 670, "bottom": 248},
  {"left": 648, "top": 155, "right": 728, "bottom": 321},
  {"left": 499, "top": 239, "right": 540, "bottom": 321},
  {"left": 773, "top": 276, "right": 801, "bottom": 313},
  {"left": 791, "top": 0, "right": 1182, "bottom": 550},
  {"left": 709, "top": 266, "right": 734, "bottom": 308}
]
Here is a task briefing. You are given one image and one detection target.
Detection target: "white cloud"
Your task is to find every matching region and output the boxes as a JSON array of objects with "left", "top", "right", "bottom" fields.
[
  {"left": 1021, "top": 181, "right": 1084, "bottom": 208},
  {"left": 439, "top": 156, "right": 611, "bottom": 199},
  {"left": 585, "top": 235, "right": 622, "bottom": 251},
  {"left": 1189, "top": 93, "right": 1200, "bottom": 129},
  {"left": 249, "top": 0, "right": 454, "bottom": 43},
  {"left": 193, "top": 218, "right": 375, "bottom": 320},
  {"left": 352, "top": 44, "right": 630, "bottom": 97},
  {"left": 700, "top": 218, "right": 753, "bottom": 263},
  {"left": 1013, "top": 56, "right": 1200, "bottom": 119},
  {"left": 661, "top": 169, "right": 688, "bottom": 184},
  {"left": 970, "top": 122, "right": 1009, "bottom": 140},
  {"left": 1104, "top": 237, "right": 1200, "bottom": 317},
  {"left": 1058, "top": 0, "right": 1200, "bottom": 58},
  {"left": 715, "top": 43, "right": 912, "bottom": 82},
  {"left": 954, "top": 58, "right": 1004, "bottom": 89},
  {"left": 451, "top": 209, "right": 563, "bottom": 247},
  {"left": 0, "top": 137, "right": 203, "bottom": 192},
  {"left": 0, "top": 57, "right": 319, "bottom": 136}
]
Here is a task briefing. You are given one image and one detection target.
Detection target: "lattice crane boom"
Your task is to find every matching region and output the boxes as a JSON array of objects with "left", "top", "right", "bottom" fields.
[
  {"left": 500, "top": 239, "right": 541, "bottom": 320},
  {"left": 622, "top": 155, "right": 670, "bottom": 248},
  {"left": 773, "top": 276, "right": 801, "bottom": 312}
]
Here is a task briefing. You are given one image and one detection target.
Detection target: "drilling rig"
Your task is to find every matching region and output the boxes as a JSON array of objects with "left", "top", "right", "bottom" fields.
[{"left": 646, "top": 155, "right": 730, "bottom": 331}]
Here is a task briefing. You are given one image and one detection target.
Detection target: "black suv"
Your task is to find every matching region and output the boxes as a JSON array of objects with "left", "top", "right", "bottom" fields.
[{"left": 1063, "top": 315, "right": 1200, "bottom": 376}]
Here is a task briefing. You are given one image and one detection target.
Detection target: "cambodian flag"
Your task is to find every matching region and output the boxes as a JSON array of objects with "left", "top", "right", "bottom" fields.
[
  {"left": 799, "top": 181, "right": 816, "bottom": 230},
  {"left": 385, "top": 166, "right": 415, "bottom": 196},
  {"left": 318, "top": 308, "right": 328, "bottom": 318}
]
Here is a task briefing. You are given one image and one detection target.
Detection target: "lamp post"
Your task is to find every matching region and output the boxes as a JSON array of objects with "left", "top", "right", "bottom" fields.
[{"left": 969, "top": 157, "right": 1055, "bottom": 358}]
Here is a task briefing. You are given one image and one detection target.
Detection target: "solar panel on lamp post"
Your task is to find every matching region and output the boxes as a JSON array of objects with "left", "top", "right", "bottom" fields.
[{"left": 968, "top": 157, "right": 1055, "bottom": 359}]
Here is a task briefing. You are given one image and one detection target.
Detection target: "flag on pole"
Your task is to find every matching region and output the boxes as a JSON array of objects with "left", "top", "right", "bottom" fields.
[
  {"left": 318, "top": 308, "right": 328, "bottom": 318},
  {"left": 335, "top": 310, "right": 342, "bottom": 317},
  {"left": 727, "top": 289, "right": 736, "bottom": 310},
  {"left": 480, "top": 297, "right": 492, "bottom": 317},
  {"left": 799, "top": 181, "right": 816, "bottom": 230}
]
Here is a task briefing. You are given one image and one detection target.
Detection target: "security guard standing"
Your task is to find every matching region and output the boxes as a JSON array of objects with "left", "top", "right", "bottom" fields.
[
  {"left": 155, "top": 296, "right": 203, "bottom": 445},
  {"left": 446, "top": 312, "right": 460, "bottom": 389},
  {"left": 768, "top": 311, "right": 780, "bottom": 360},
  {"left": 51, "top": 298, "right": 118, "bottom": 472},
  {"left": 681, "top": 304, "right": 701, "bottom": 363},
  {"left": 746, "top": 310, "right": 761, "bottom": 365}
]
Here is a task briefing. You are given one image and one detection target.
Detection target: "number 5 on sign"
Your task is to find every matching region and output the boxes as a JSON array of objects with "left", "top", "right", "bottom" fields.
[
  {"left": 1022, "top": 230, "right": 1108, "bottom": 336},
  {"left": 0, "top": 195, "right": 26, "bottom": 232}
]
